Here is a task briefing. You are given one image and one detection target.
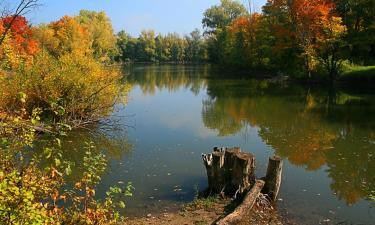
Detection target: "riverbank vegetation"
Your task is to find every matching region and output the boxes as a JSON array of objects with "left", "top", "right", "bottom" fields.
[{"left": 0, "top": 1, "right": 131, "bottom": 224}]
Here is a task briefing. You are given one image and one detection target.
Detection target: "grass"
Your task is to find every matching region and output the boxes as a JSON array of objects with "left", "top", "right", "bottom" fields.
[
  {"left": 340, "top": 64, "right": 375, "bottom": 84},
  {"left": 183, "top": 195, "right": 221, "bottom": 211}
]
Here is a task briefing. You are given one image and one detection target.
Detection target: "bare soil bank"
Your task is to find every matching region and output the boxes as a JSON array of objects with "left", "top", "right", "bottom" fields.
[{"left": 126, "top": 197, "right": 286, "bottom": 225}]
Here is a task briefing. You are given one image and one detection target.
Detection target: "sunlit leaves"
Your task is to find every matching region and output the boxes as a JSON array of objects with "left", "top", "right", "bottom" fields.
[{"left": 77, "top": 10, "right": 117, "bottom": 62}]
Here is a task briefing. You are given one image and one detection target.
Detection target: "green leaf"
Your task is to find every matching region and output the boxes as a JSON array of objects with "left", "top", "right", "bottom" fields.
[
  {"left": 55, "top": 158, "right": 61, "bottom": 167},
  {"left": 118, "top": 201, "right": 126, "bottom": 209}
]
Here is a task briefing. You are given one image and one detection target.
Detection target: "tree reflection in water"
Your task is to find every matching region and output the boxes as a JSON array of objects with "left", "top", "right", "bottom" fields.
[
  {"left": 126, "top": 64, "right": 375, "bottom": 207},
  {"left": 203, "top": 78, "right": 375, "bottom": 205}
]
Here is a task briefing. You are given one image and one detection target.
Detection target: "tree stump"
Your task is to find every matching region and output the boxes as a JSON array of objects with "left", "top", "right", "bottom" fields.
[
  {"left": 202, "top": 147, "right": 255, "bottom": 196},
  {"left": 262, "top": 156, "right": 283, "bottom": 201},
  {"left": 212, "top": 150, "right": 225, "bottom": 193},
  {"left": 203, "top": 148, "right": 284, "bottom": 224}
]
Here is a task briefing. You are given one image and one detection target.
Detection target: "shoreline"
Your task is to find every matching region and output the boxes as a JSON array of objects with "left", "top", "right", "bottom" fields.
[{"left": 126, "top": 196, "right": 285, "bottom": 225}]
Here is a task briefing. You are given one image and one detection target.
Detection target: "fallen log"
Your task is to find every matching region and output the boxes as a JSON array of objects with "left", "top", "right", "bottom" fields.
[{"left": 215, "top": 180, "right": 265, "bottom": 225}]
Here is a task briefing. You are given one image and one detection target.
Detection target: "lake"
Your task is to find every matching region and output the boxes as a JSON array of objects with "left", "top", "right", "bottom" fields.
[{"left": 52, "top": 65, "right": 375, "bottom": 224}]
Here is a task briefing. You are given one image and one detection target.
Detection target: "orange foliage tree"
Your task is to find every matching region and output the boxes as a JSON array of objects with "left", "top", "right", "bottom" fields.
[
  {"left": 291, "top": 0, "right": 345, "bottom": 78},
  {"left": 226, "top": 13, "right": 269, "bottom": 68},
  {"left": 0, "top": 16, "right": 39, "bottom": 70},
  {"left": 263, "top": 0, "right": 346, "bottom": 78},
  {"left": 34, "top": 15, "right": 91, "bottom": 57}
]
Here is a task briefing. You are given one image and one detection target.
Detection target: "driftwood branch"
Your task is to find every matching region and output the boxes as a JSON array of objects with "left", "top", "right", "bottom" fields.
[{"left": 216, "top": 180, "right": 265, "bottom": 225}]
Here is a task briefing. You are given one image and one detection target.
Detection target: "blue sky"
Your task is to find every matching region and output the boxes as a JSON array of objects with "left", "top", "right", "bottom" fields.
[{"left": 28, "top": 0, "right": 267, "bottom": 36}]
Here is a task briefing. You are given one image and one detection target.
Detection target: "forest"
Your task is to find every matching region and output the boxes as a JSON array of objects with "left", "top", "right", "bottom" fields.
[{"left": 0, "top": 0, "right": 374, "bottom": 224}]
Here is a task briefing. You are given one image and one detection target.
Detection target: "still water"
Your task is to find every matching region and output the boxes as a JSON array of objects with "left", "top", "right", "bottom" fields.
[{"left": 56, "top": 65, "right": 375, "bottom": 224}]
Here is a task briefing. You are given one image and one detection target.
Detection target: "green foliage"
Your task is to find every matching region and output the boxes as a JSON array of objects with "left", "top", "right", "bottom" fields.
[
  {"left": 340, "top": 63, "right": 375, "bottom": 83},
  {"left": 116, "top": 29, "right": 207, "bottom": 63},
  {"left": 137, "top": 30, "right": 157, "bottom": 62},
  {"left": 369, "top": 191, "right": 375, "bottom": 203},
  {"left": 0, "top": 111, "right": 132, "bottom": 224},
  {"left": 184, "top": 29, "right": 207, "bottom": 62},
  {"left": 65, "top": 144, "right": 133, "bottom": 224},
  {"left": 202, "top": 0, "right": 247, "bottom": 34},
  {"left": 0, "top": 168, "right": 59, "bottom": 225},
  {"left": 334, "top": 0, "right": 375, "bottom": 65},
  {"left": 184, "top": 195, "right": 220, "bottom": 211}
]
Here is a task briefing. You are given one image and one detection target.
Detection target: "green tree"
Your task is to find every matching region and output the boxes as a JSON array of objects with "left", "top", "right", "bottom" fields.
[
  {"left": 185, "top": 29, "right": 206, "bottom": 62},
  {"left": 155, "top": 34, "right": 170, "bottom": 62},
  {"left": 334, "top": 0, "right": 375, "bottom": 65},
  {"left": 202, "top": 0, "right": 247, "bottom": 34},
  {"left": 168, "top": 33, "right": 186, "bottom": 62},
  {"left": 116, "top": 30, "right": 139, "bottom": 62},
  {"left": 137, "top": 30, "right": 156, "bottom": 62}
]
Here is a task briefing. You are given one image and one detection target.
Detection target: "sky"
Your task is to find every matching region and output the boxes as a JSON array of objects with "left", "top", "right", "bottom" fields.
[{"left": 27, "top": 0, "right": 267, "bottom": 36}]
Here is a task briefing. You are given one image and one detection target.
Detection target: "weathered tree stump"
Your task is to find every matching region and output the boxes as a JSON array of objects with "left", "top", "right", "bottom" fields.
[
  {"left": 262, "top": 156, "right": 283, "bottom": 201},
  {"left": 202, "top": 147, "right": 255, "bottom": 196},
  {"left": 215, "top": 180, "right": 265, "bottom": 225},
  {"left": 203, "top": 148, "right": 283, "bottom": 224},
  {"left": 212, "top": 150, "right": 225, "bottom": 193}
]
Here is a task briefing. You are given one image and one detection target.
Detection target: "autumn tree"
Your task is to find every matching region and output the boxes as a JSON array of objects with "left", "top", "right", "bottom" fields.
[
  {"left": 33, "top": 16, "right": 91, "bottom": 57},
  {"left": 77, "top": 10, "right": 117, "bottom": 62},
  {"left": 225, "top": 13, "right": 269, "bottom": 68},
  {"left": 0, "top": 16, "right": 39, "bottom": 69},
  {"left": 0, "top": 0, "right": 40, "bottom": 46},
  {"left": 315, "top": 14, "right": 346, "bottom": 81},
  {"left": 261, "top": 0, "right": 347, "bottom": 79},
  {"left": 291, "top": 0, "right": 346, "bottom": 78}
]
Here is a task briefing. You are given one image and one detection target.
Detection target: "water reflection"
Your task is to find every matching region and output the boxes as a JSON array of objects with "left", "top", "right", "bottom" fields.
[
  {"left": 34, "top": 123, "right": 133, "bottom": 181},
  {"left": 126, "top": 64, "right": 209, "bottom": 95},
  {"left": 203, "top": 79, "right": 375, "bottom": 205}
]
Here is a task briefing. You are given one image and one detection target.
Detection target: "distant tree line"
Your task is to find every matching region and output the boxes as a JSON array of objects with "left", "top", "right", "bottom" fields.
[{"left": 115, "top": 29, "right": 208, "bottom": 63}]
